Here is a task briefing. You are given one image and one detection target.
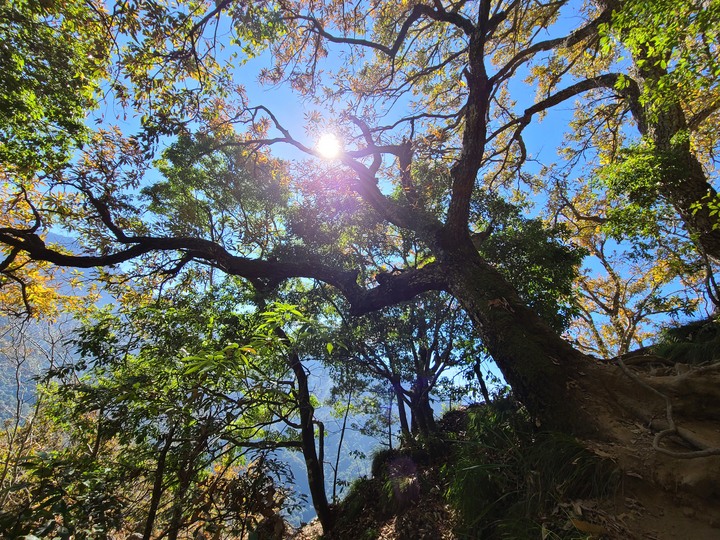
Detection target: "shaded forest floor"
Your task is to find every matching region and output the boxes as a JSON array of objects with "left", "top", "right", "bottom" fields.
[{"left": 290, "top": 398, "right": 720, "bottom": 540}]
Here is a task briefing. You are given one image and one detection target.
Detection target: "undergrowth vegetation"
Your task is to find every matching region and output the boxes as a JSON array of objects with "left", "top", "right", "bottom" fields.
[
  {"left": 332, "top": 399, "right": 619, "bottom": 539},
  {"left": 444, "top": 400, "right": 619, "bottom": 539},
  {"left": 652, "top": 318, "right": 720, "bottom": 364}
]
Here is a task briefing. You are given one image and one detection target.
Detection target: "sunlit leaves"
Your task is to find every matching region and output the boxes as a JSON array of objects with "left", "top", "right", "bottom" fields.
[
  {"left": 147, "top": 133, "right": 288, "bottom": 254},
  {"left": 597, "top": 138, "right": 688, "bottom": 211},
  {"left": 42, "top": 289, "right": 303, "bottom": 533},
  {"left": 554, "top": 177, "right": 706, "bottom": 357},
  {"left": 604, "top": 0, "right": 720, "bottom": 118},
  {"left": 472, "top": 196, "right": 586, "bottom": 331},
  {"left": 229, "top": 1, "right": 287, "bottom": 54},
  {"left": 0, "top": 0, "right": 109, "bottom": 174},
  {"left": 0, "top": 180, "right": 97, "bottom": 318}
]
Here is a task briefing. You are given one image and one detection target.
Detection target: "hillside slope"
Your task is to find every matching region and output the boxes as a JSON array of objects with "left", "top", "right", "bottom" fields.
[{"left": 291, "top": 320, "right": 720, "bottom": 539}]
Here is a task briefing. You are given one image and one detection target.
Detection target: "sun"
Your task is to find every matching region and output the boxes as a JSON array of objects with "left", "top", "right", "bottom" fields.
[{"left": 316, "top": 133, "right": 342, "bottom": 159}]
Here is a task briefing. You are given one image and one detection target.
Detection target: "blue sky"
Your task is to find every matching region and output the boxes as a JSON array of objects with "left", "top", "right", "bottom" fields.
[{"left": 77, "top": 0, "right": 712, "bottom": 358}]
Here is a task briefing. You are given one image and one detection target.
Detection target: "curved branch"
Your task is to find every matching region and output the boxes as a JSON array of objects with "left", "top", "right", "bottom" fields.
[
  {"left": 490, "top": 73, "right": 640, "bottom": 146},
  {"left": 294, "top": 9, "right": 420, "bottom": 58},
  {"left": 352, "top": 262, "right": 448, "bottom": 315},
  {"left": 489, "top": 4, "right": 614, "bottom": 86},
  {"left": 189, "top": 0, "right": 233, "bottom": 37},
  {"left": 296, "top": 3, "right": 474, "bottom": 60},
  {"left": 348, "top": 115, "right": 382, "bottom": 176},
  {"left": 0, "top": 229, "right": 447, "bottom": 316},
  {"left": 0, "top": 247, "right": 21, "bottom": 273},
  {"left": 688, "top": 95, "right": 720, "bottom": 131}
]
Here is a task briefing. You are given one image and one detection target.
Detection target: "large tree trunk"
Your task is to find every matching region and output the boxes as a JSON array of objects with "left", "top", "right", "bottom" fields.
[
  {"left": 642, "top": 93, "right": 720, "bottom": 261},
  {"left": 409, "top": 382, "right": 437, "bottom": 437},
  {"left": 419, "top": 235, "right": 720, "bottom": 515},
  {"left": 672, "top": 158, "right": 720, "bottom": 261},
  {"left": 437, "top": 238, "right": 617, "bottom": 434},
  {"left": 393, "top": 381, "right": 412, "bottom": 441},
  {"left": 623, "top": 45, "right": 720, "bottom": 261},
  {"left": 473, "top": 360, "right": 492, "bottom": 404}
]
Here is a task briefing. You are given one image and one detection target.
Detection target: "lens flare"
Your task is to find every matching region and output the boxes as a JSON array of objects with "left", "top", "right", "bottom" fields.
[{"left": 316, "top": 133, "right": 342, "bottom": 159}]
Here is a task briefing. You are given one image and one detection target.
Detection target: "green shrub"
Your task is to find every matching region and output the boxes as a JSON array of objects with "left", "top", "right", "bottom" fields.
[
  {"left": 338, "top": 477, "right": 380, "bottom": 524},
  {"left": 653, "top": 319, "right": 720, "bottom": 364},
  {"left": 443, "top": 401, "right": 617, "bottom": 539}
]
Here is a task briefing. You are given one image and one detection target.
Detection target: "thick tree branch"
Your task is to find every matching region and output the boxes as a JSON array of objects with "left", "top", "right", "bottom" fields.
[
  {"left": 348, "top": 115, "right": 382, "bottom": 176},
  {"left": 490, "top": 73, "right": 638, "bottom": 146},
  {"left": 444, "top": 28, "right": 489, "bottom": 240},
  {"left": 190, "top": 0, "right": 233, "bottom": 35},
  {"left": 352, "top": 262, "right": 448, "bottom": 314},
  {"left": 0, "top": 229, "right": 447, "bottom": 315},
  {"left": 219, "top": 435, "right": 302, "bottom": 450},
  {"left": 0, "top": 247, "right": 21, "bottom": 273},
  {"left": 420, "top": 2, "right": 475, "bottom": 35}
]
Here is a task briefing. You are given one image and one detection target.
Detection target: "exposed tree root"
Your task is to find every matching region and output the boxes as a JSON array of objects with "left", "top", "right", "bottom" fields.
[{"left": 614, "top": 355, "right": 720, "bottom": 458}]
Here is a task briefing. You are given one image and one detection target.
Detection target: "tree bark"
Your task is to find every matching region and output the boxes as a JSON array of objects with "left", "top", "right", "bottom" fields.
[
  {"left": 639, "top": 94, "right": 720, "bottom": 260},
  {"left": 652, "top": 122, "right": 720, "bottom": 261},
  {"left": 435, "top": 236, "right": 612, "bottom": 434},
  {"left": 393, "top": 382, "right": 412, "bottom": 440},
  {"left": 286, "top": 348, "right": 334, "bottom": 532},
  {"left": 409, "top": 382, "right": 437, "bottom": 437},
  {"left": 473, "top": 360, "right": 492, "bottom": 404},
  {"left": 615, "top": 38, "right": 720, "bottom": 261},
  {"left": 144, "top": 425, "right": 176, "bottom": 540}
]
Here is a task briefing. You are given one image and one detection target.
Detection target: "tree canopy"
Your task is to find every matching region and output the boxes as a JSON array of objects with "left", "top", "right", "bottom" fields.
[{"left": 1, "top": 0, "right": 720, "bottom": 535}]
